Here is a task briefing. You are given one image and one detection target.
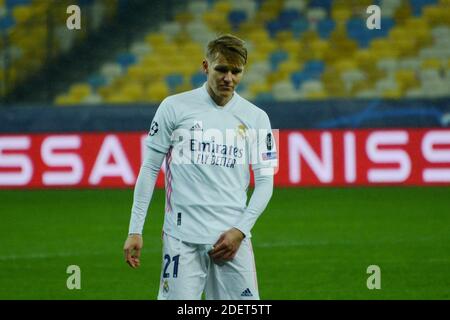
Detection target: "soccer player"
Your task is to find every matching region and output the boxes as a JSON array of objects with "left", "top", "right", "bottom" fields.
[{"left": 123, "top": 34, "right": 277, "bottom": 300}]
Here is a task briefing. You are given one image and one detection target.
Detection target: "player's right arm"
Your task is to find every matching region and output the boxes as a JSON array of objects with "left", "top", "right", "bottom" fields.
[
  {"left": 124, "top": 98, "right": 176, "bottom": 268},
  {"left": 124, "top": 146, "right": 166, "bottom": 268}
]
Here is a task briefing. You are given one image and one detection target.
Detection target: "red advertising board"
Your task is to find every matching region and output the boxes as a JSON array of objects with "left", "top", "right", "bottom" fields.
[{"left": 1, "top": 129, "right": 449, "bottom": 188}]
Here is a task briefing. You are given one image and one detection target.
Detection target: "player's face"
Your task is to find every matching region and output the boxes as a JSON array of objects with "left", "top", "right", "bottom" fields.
[{"left": 203, "top": 54, "right": 244, "bottom": 105}]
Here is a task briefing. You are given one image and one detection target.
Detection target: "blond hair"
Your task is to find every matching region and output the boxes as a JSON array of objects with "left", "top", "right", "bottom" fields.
[{"left": 206, "top": 34, "right": 248, "bottom": 65}]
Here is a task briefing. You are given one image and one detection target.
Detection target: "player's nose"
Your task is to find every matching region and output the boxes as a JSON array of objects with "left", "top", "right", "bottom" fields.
[{"left": 223, "top": 71, "right": 233, "bottom": 82}]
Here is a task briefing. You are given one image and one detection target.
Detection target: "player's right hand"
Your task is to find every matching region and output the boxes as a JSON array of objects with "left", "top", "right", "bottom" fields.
[{"left": 123, "top": 234, "right": 143, "bottom": 269}]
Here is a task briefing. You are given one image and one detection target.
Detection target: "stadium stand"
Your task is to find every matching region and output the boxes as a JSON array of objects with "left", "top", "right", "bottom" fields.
[
  {"left": 0, "top": 0, "right": 119, "bottom": 99},
  {"left": 1, "top": 0, "right": 449, "bottom": 105}
]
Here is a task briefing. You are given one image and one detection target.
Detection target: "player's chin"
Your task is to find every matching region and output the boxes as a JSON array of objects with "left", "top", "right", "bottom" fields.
[{"left": 218, "top": 89, "right": 233, "bottom": 98}]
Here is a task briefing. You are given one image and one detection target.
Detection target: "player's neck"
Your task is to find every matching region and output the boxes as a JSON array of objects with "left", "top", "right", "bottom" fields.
[{"left": 207, "top": 86, "right": 233, "bottom": 107}]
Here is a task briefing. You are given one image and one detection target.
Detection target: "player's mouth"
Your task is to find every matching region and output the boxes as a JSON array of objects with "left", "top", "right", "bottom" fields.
[{"left": 219, "top": 85, "right": 233, "bottom": 91}]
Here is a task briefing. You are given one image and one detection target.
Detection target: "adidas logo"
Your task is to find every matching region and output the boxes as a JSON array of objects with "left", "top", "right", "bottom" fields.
[
  {"left": 240, "top": 288, "right": 253, "bottom": 297},
  {"left": 190, "top": 122, "right": 203, "bottom": 131}
]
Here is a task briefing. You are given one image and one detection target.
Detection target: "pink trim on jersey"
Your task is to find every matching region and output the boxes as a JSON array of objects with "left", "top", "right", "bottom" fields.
[{"left": 165, "top": 147, "right": 173, "bottom": 213}]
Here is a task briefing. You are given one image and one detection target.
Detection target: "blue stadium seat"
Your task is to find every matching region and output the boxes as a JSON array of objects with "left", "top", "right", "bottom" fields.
[
  {"left": 291, "top": 71, "right": 309, "bottom": 89},
  {"left": 309, "top": 0, "right": 333, "bottom": 12},
  {"left": 347, "top": 18, "right": 394, "bottom": 48},
  {"left": 6, "top": 0, "right": 31, "bottom": 8},
  {"left": 87, "top": 74, "right": 107, "bottom": 89},
  {"left": 291, "top": 19, "right": 309, "bottom": 38},
  {"left": 303, "top": 60, "right": 325, "bottom": 73},
  {"left": 269, "top": 50, "right": 289, "bottom": 71},
  {"left": 266, "top": 20, "right": 285, "bottom": 38},
  {"left": 166, "top": 73, "right": 184, "bottom": 91},
  {"left": 317, "top": 19, "right": 335, "bottom": 38},
  {"left": 191, "top": 72, "right": 207, "bottom": 88},
  {"left": 291, "top": 60, "right": 324, "bottom": 89},
  {"left": 116, "top": 53, "right": 137, "bottom": 69},
  {"left": 0, "top": 15, "right": 15, "bottom": 31},
  {"left": 410, "top": 0, "right": 438, "bottom": 16},
  {"left": 279, "top": 9, "right": 301, "bottom": 25},
  {"left": 228, "top": 10, "right": 248, "bottom": 31}
]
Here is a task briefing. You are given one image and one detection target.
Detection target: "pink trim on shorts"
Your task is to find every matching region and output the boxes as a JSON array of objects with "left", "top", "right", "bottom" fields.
[{"left": 249, "top": 240, "right": 259, "bottom": 292}]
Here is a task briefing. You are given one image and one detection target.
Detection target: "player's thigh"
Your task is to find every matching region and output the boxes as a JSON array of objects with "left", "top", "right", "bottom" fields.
[
  {"left": 157, "top": 233, "right": 207, "bottom": 300},
  {"left": 205, "top": 238, "right": 259, "bottom": 300}
]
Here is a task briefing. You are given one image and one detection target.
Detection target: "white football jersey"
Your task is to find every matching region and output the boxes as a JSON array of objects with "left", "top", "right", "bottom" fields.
[{"left": 146, "top": 83, "right": 277, "bottom": 244}]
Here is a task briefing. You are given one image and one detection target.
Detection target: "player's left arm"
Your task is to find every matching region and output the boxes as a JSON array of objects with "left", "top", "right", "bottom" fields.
[
  {"left": 209, "top": 169, "right": 274, "bottom": 261},
  {"left": 210, "top": 111, "right": 277, "bottom": 262}
]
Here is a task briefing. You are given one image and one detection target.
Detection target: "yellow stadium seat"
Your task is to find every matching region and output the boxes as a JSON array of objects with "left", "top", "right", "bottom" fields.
[
  {"left": 394, "top": 2, "right": 412, "bottom": 24},
  {"left": 145, "top": 82, "right": 169, "bottom": 103},
  {"left": 55, "top": 94, "right": 80, "bottom": 106},
  {"left": 174, "top": 12, "right": 194, "bottom": 25},
  {"left": 275, "top": 31, "right": 294, "bottom": 43},
  {"left": 382, "top": 88, "right": 403, "bottom": 99},
  {"left": 121, "top": 82, "right": 145, "bottom": 101},
  {"left": 154, "top": 43, "right": 178, "bottom": 56},
  {"left": 106, "top": 93, "right": 136, "bottom": 104},
  {"left": 394, "top": 38, "right": 417, "bottom": 56},
  {"left": 249, "top": 82, "right": 271, "bottom": 96},
  {"left": 305, "top": 90, "right": 328, "bottom": 100},
  {"left": 422, "top": 58, "right": 442, "bottom": 70},
  {"left": 145, "top": 33, "right": 167, "bottom": 47},
  {"left": 254, "top": 0, "right": 281, "bottom": 24},
  {"left": 179, "top": 42, "right": 203, "bottom": 57},
  {"left": 266, "top": 72, "right": 288, "bottom": 86},
  {"left": 278, "top": 60, "right": 302, "bottom": 76},
  {"left": 332, "top": 7, "right": 352, "bottom": 22},
  {"left": 423, "top": 5, "right": 446, "bottom": 25},
  {"left": 395, "top": 70, "right": 419, "bottom": 90},
  {"left": 141, "top": 54, "right": 164, "bottom": 67},
  {"left": 404, "top": 17, "right": 429, "bottom": 30},
  {"left": 334, "top": 59, "right": 358, "bottom": 73},
  {"left": 203, "top": 11, "right": 229, "bottom": 31},
  {"left": 12, "top": 6, "right": 33, "bottom": 24},
  {"left": 213, "top": 0, "right": 232, "bottom": 13},
  {"left": 174, "top": 81, "right": 192, "bottom": 94},
  {"left": 69, "top": 83, "right": 92, "bottom": 100},
  {"left": 128, "top": 64, "right": 157, "bottom": 83},
  {"left": 309, "top": 39, "right": 330, "bottom": 60}
]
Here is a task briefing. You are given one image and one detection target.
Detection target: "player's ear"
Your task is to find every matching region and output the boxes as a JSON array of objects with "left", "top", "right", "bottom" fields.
[{"left": 202, "top": 59, "right": 208, "bottom": 74}]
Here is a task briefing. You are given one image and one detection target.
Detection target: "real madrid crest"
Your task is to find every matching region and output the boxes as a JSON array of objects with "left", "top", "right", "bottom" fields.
[
  {"left": 163, "top": 279, "right": 169, "bottom": 295},
  {"left": 237, "top": 123, "right": 247, "bottom": 139}
]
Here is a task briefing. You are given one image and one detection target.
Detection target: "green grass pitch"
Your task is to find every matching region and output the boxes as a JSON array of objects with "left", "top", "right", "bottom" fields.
[{"left": 0, "top": 187, "right": 449, "bottom": 299}]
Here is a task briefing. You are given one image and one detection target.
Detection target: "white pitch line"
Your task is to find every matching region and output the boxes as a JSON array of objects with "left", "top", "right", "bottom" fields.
[{"left": 0, "top": 237, "right": 445, "bottom": 262}]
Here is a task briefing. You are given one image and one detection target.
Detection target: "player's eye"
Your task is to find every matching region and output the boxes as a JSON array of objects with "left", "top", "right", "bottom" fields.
[{"left": 215, "top": 66, "right": 229, "bottom": 73}]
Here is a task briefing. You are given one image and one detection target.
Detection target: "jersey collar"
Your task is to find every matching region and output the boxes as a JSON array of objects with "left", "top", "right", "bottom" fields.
[{"left": 201, "top": 82, "right": 239, "bottom": 111}]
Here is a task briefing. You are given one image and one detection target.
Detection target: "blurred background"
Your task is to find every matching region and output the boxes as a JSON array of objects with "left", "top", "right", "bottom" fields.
[{"left": 0, "top": 0, "right": 449, "bottom": 299}]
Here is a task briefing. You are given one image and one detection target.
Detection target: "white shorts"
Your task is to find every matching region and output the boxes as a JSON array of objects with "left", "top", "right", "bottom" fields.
[{"left": 157, "top": 232, "right": 260, "bottom": 300}]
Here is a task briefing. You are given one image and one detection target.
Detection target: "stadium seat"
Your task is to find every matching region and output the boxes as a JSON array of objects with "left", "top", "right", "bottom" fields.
[
  {"left": 272, "top": 80, "right": 300, "bottom": 101},
  {"left": 228, "top": 10, "right": 248, "bottom": 31},
  {"left": 191, "top": 72, "right": 207, "bottom": 88}
]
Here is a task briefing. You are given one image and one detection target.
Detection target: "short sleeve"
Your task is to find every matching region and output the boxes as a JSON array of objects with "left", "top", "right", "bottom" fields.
[
  {"left": 250, "top": 111, "right": 278, "bottom": 171},
  {"left": 145, "top": 98, "right": 175, "bottom": 154}
]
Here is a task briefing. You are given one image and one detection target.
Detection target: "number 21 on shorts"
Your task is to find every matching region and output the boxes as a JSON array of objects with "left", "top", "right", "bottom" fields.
[{"left": 163, "top": 254, "right": 180, "bottom": 278}]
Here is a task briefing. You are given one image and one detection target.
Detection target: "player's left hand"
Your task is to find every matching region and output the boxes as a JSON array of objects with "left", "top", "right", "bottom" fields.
[{"left": 209, "top": 228, "right": 245, "bottom": 263}]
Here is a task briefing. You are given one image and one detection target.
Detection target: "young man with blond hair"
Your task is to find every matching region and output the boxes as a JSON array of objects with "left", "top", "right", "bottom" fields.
[{"left": 123, "top": 34, "right": 277, "bottom": 300}]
